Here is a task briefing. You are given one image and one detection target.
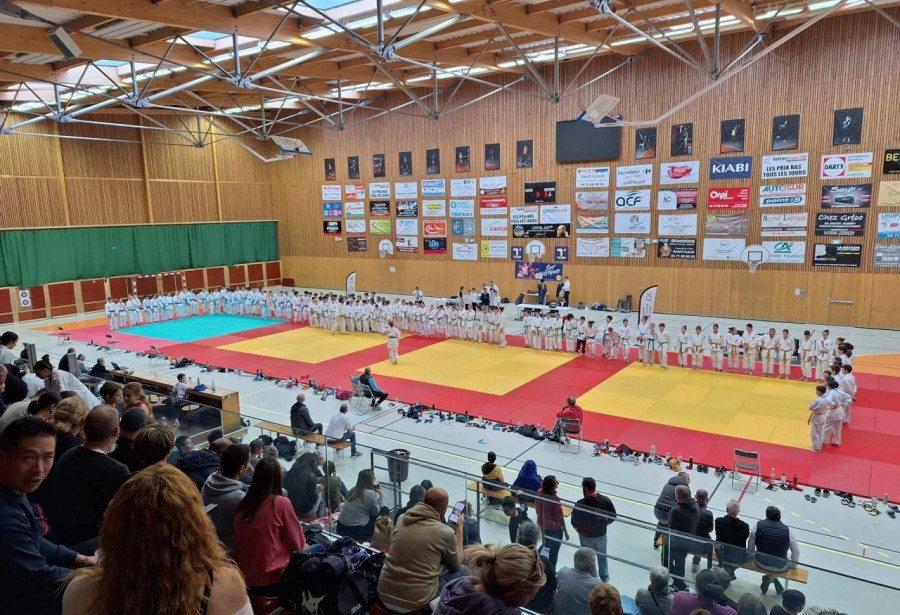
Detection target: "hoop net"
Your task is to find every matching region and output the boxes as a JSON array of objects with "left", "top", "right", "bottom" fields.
[
  {"left": 740, "top": 244, "right": 770, "bottom": 275},
  {"left": 378, "top": 249, "right": 387, "bottom": 259},
  {"left": 527, "top": 252, "right": 537, "bottom": 263},
  {"left": 747, "top": 260, "right": 761, "bottom": 274}
]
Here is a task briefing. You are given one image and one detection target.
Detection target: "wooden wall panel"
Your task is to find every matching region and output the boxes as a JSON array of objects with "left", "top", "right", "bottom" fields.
[
  {"left": 0, "top": 287, "right": 12, "bottom": 324},
  {"left": 0, "top": 178, "right": 65, "bottom": 228},
  {"left": 215, "top": 138, "right": 270, "bottom": 184},
  {"left": 48, "top": 282, "right": 76, "bottom": 307},
  {"left": 185, "top": 268, "right": 205, "bottom": 290},
  {"left": 109, "top": 277, "right": 129, "bottom": 299},
  {"left": 219, "top": 182, "right": 273, "bottom": 221},
  {"left": 275, "top": 10, "right": 900, "bottom": 329},
  {"left": 0, "top": 117, "right": 58, "bottom": 177},
  {"left": 58, "top": 117, "right": 143, "bottom": 178},
  {"left": 17, "top": 285, "right": 48, "bottom": 321},
  {"left": 265, "top": 261, "right": 281, "bottom": 284},
  {"left": 207, "top": 267, "right": 225, "bottom": 288},
  {"left": 247, "top": 263, "right": 264, "bottom": 285},
  {"left": 66, "top": 179, "right": 148, "bottom": 225},
  {"left": 80, "top": 279, "right": 106, "bottom": 312},
  {"left": 143, "top": 117, "right": 216, "bottom": 182},
  {"left": 228, "top": 265, "right": 246, "bottom": 288},
  {"left": 149, "top": 182, "right": 219, "bottom": 223}
]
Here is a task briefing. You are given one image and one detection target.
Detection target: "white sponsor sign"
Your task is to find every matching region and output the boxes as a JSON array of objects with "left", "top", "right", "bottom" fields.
[
  {"left": 344, "top": 219, "right": 366, "bottom": 234},
  {"left": 511, "top": 206, "right": 539, "bottom": 224},
  {"left": 761, "top": 153, "right": 809, "bottom": 180},
  {"left": 480, "top": 218, "right": 509, "bottom": 237},
  {"left": 761, "top": 213, "right": 808, "bottom": 237},
  {"left": 481, "top": 240, "right": 508, "bottom": 258},
  {"left": 539, "top": 204, "right": 571, "bottom": 224},
  {"left": 658, "top": 213, "right": 697, "bottom": 236},
  {"left": 575, "top": 192, "right": 608, "bottom": 210},
  {"left": 396, "top": 219, "right": 418, "bottom": 236},
  {"left": 450, "top": 178, "right": 476, "bottom": 197},
  {"left": 449, "top": 199, "right": 474, "bottom": 218},
  {"left": 369, "top": 182, "right": 391, "bottom": 198},
  {"left": 660, "top": 161, "right": 700, "bottom": 185},
  {"left": 422, "top": 199, "right": 447, "bottom": 217},
  {"left": 759, "top": 183, "right": 807, "bottom": 207},
  {"left": 763, "top": 241, "right": 806, "bottom": 264},
  {"left": 421, "top": 178, "right": 446, "bottom": 197},
  {"left": 702, "top": 238, "right": 746, "bottom": 261},
  {"left": 395, "top": 181, "right": 418, "bottom": 199},
  {"left": 479, "top": 175, "right": 507, "bottom": 195},
  {"left": 576, "top": 238, "right": 610, "bottom": 257},
  {"left": 820, "top": 152, "right": 874, "bottom": 179},
  {"left": 452, "top": 242, "right": 478, "bottom": 261},
  {"left": 614, "top": 212, "right": 651, "bottom": 234},
  {"left": 395, "top": 236, "right": 419, "bottom": 252},
  {"left": 344, "top": 184, "right": 365, "bottom": 199},
  {"left": 344, "top": 201, "right": 365, "bottom": 217},
  {"left": 616, "top": 164, "right": 653, "bottom": 187},
  {"left": 321, "top": 184, "right": 341, "bottom": 200},
  {"left": 614, "top": 189, "right": 652, "bottom": 211},
  {"left": 576, "top": 167, "right": 611, "bottom": 188}
]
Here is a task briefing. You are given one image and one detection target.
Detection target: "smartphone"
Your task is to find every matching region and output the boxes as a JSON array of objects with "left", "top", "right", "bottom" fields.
[{"left": 448, "top": 500, "right": 465, "bottom": 524}]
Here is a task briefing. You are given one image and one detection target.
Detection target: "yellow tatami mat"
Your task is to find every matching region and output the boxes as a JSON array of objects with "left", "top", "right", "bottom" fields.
[
  {"left": 854, "top": 353, "right": 900, "bottom": 378},
  {"left": 368, "top": 340, "right": 576, "bottom": 395},
  {"left": 221, "top": 328, "right": 388, "bottom": 362},
  {"left": 578, "top": 364, "right": 814, "bottom": 449}
]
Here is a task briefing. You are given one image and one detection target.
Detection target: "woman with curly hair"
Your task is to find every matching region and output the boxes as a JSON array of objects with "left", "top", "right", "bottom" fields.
[
  {"left": 49, "top": 396, "right": 90, "bottom": 457},
  {"left": 432, "top": 543, "right": 546, "bottom": 614},
  {"left": 62, "top": 465, "right": 251, "bottom": 615}
]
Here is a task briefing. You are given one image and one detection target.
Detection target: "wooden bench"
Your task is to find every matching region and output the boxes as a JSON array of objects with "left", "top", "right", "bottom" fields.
[
  {"left": 255, "top": 421, "right": 352, "bottom": 457},
  {"left": 711, "top": 550, "right": 809, "bottom": 586},
  {"left": 467, "top": 482, "right": 572, "bottom": 517}
]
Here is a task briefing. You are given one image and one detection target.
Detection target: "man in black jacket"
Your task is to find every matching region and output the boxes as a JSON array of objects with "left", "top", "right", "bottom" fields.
[
  {"left": 290, "top": 392, "right": 322, "bottom": 436},
  {"left": 501, "top": 495, "right": 530, "bottom": 543},
  {"left": 43, "top": 405, "right": 130, "bottom": 547},
  {"left": 714, "top": 499, "right": 750, "bottom": 579},
  {"left": 653, "top": 471, "right": 690, "bottom": 548},
  {"left": 571, "top": 476, "right": 617, "bottom": 583},
  {"left": 664, "top": 484, "right": 700, "bottom": 591},
  {"left": 108, "top": 409, "right": 147, "bottom": 473},
  {"left": 691, "top": 488, "right": 714, "bottom": 573}
]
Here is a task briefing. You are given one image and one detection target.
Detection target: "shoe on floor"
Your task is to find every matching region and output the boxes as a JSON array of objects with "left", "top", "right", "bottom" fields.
[{"left": 351, "top": 451, "right": 363, "bottom": 457}]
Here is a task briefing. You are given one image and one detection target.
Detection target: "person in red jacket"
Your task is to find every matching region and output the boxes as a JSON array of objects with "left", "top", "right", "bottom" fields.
[{"left": 552, "top": 397, "right": 584, "bottom": 443}]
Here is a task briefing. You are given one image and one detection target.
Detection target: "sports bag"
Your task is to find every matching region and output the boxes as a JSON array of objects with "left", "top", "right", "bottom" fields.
[
  {"left": 278, "top": 551, "right": 354, "bottom": 615},
  {"left": 274, "top": 435, "right": 298, "bottom": 461}
]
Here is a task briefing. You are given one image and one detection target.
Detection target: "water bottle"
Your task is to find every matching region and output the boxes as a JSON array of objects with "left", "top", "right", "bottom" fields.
[
  {"left": 884, "top": 493, "right": 890, "bottom": 506},
  {"left": 650, "top": 444, "right": 656, "bottom": 457},
  {"left": 770, "top": 468, "right": 776, "bottom": 484},
  {"left": 780, "top": 473, "right": 786, "bottom": 487},
  {"left": 211, "top": 380, "right": 216, "bottom": 393}
]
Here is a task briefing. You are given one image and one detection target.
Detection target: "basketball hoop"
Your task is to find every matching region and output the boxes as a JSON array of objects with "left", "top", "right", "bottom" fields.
[
  {"left": 740, "top": 244, "right": 771, "bottom": 274},
  {"left": 378, "top": 249, "right": 387, "bottom": 259},
  {"left": 377, "top": 240, "right": 393, "bottom": 260},
  {"left": 527, "top": 251, "right": 537, "bottom": 264}
]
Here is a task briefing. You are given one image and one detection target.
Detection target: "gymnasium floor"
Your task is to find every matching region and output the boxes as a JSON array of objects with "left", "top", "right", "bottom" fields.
[
  {"left": 18, "top": 308, "right": 900, "bottom": 611},
  {"left": 59, "top": 309, "right": 900, "bottom": 499}
]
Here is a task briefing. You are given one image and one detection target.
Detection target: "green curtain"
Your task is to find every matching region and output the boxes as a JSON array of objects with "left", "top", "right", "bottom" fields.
[{"left": 0, "top": 222, "right": 278, "bottom": 287}]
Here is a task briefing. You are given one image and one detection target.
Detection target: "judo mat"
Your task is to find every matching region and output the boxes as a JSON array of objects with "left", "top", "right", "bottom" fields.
[{"left": 57, "top": 318, "right": 900, "bottom": 498}]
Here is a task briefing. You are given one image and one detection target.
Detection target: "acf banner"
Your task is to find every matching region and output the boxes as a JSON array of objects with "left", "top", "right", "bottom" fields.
[
  {"left": 639, "top": 285, "right": 659, "bottom": 321},
  {"left": 346, "top": 271, "right": 356, "bottom": 294}
]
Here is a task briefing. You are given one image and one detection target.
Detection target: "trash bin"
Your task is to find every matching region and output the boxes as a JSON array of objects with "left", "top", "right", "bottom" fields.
[{"left": 387, "top": 449, "right": 410, "bottom": 483}]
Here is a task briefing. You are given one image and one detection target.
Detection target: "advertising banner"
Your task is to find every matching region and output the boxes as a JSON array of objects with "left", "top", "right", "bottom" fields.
[
  {"left": 347, "top": 238, "right": 367, "bottom": 253},
  {"left": 878, "top": 181, "right": 900, "bottom": 207},
  {"left": 877, "top": 212, "right": 900, "bottom": 238},
  {"left": 813, "top": 244, "right": 861, "bottom": 267},
  {"left": 706, "top": 213, "right": 749, "bottom": 235},
  {"left": 396, "top": 219, "right": 418, "bottom": 236},
  {"left": 820, "top": 152, "right": 874, "bottom": 179},
  {"left": 815, "top": 212, "right": 866, "bottom": 236},
  {"left": 511, "top": 206, "right": 539, "bottom": 224},
  {"left": 702, "top": 238, "right": 746, "bottom": 261},
  {"left": 614, "top": 213, "right": 651, "bottom": 234},
  {"left": 422, "top": 199, "right": 447, "bottom": 217},
  {"left": 396, "top": 201, "right": 418, "bottom": 218},
  {"left": 449, "top": 199, "right": 474, "bottom": 218},
  {"left": 423, "top": 237, "right": 447, "bottom": 254},
  {"left": 344, "top": 201, "right": 365, "bottom": 217},
  {"left": 761, "top": 213, "right": 808, "bottom": 237},
  {"left": 345, "top": 220, "right": 366, "bottom": 234},
  {"left": 369, "top": 200, "right": 390, "bottom": 217},
  {"left": 480, "top": 240, "right": 508, "bottom": 258},
  {"left": 576, "top": 167, "right": 611, "bottom": 188},
  {"left": 875, "top": 243, "right": 900, "bottom": 267},
  {"left": 575, "top": 214, "right": 609, "bottom": 234},
  {"left": 369, "top": 219, "right": 391, "bottom": 234},
  {"left": 759, "top": 183, "right": 807, "bottom": 207},
  {"left": 707, "top": 186, "right": 751, "bottom": 209},
  {"left": 576, "top": 238, "right": 610, "bottom": 257},
  {"left": 761, "top": 153, "right": 809, "bottom": 179},
  {"left": 395, "top": 181, "right": 418, "bottom": 199},
  {"left": 480, "top": 196, "right": 508, "bottom": 216},
  {"left": 575, "top": 191, "right": 608, "bottom": 210},
  {"left": 423, "top": 220, "right": 448, "bottom": 237},
  {"left": 539, "top": 204, "right": 571, "bottom": 224},
  {"left": 323, "top": 202, "right": 342, "bottom": 218},
  {"left": 450, "top": 178, "right": 476, "bottom": 197},
  {"left": 610, "top": 238, "right": 648, "bottom": 258},
  {"left": 479, "top": 176, "right": 507, "bottom": 195},
  {"left": 657, "top": 213, "right": 697, "bottom": 236},
  {"left": 884, "top": 150, "right": 900, "bottom": 174},
  {"left": 480, "top": 218, "right": 509, "bottom": 237},
  {"left": 421, "top": 178, "right": 445, "bottom": 197},
  {"left": 762, "top": 241, "right": 806, "bottom": 264},
  {"left": 512, "top": 223, "right": 570, "bottom": 238},
  {"left": 321, "top": 184, "right": 341, "bottom": 200},
  {"left": 656, "top": 238, "right": 696, "bottom": 259},
  {"left": 344, "top": 184, "right": 365, "bottom": 199},
  {"left": 451, "top": 218, "right": 476, "bottom": 236},
  {"left": 821, "top": 183, "right": 873, "bottom": 208},
  {"left": 658, "top": 189, "right": 698, "bottom": 210},
  {"left": 614, "top": 189, "right": 652, "bottom": 211},
  {"left": 639, "top": 285, "right": 659, "bottom": 320},
  {"left": 395, "top": 236, "right": 419, "bottom": 253},
  {"left": 323, "top": 221, "right": 342, "bottom": 234},
  {"left": 452, "top": 243, "right": 478, "bottom": 261},
  {"left": 660, "top": 161, "right": 700, "bottom": 184},
  {"left": 709, "top": 156, "right": 753, "bottom": 180},
  {"left": 369, "top": 182, "right": 391, "bottom": 198},
  {"left": 514, "top": 262, "right": 563, "bottom": 281},
  {"left": 616, "top": 164, "right": 653, "bottom": 187}
]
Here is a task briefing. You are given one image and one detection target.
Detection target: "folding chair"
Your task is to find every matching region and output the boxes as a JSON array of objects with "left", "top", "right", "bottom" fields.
[
  {"left": 349, "top": 374, "right": 368, "bottom": 411},
  {"left": 148, "top": 345, "right": 161, "bottom": 366},
  {"left": 616, "top": 294, "right": 633, "bottom": 312},
  {"left": 105, "top": 334, "right": 120, "bottom": 351},
  {"left": 55, "top": 327, "right": 70, "bottom": 344},
  {"left": 732, "top": 449, "right": 761, "bottom": 493},
  {"left": 558, "top": 418, "right": 583, "bottom": 454}
]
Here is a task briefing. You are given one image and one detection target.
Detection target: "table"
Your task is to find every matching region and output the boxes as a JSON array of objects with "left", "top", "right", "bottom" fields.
[
  {"left": 110, "top": 369, "right": 242, "bottom": 435},
  {"left": 514, "top": 304, "right": 573, "bottom": 319}
]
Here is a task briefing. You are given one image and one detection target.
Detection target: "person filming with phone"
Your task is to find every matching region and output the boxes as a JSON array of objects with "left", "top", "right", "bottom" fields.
[{"left": 378, "top": 487, "right": 468, "bottom": 613}]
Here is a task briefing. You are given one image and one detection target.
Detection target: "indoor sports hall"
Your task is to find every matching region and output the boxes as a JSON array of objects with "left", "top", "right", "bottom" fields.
[{"left": 1, "top": 1, "right": 899, "bottom": 615}]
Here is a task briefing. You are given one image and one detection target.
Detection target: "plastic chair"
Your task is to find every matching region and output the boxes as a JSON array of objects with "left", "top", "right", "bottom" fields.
[
  {"left": 105, "top": 333, "right": 120, "bottom": 351},
  {"left": 733, "top": 449, "right": 760, "bottom": 493},
  {"left": 558, "top": 418, "right": 582, "bottom": 454},
  {"left": 616, "top": 294, "right": 633, "bottom": 312}
]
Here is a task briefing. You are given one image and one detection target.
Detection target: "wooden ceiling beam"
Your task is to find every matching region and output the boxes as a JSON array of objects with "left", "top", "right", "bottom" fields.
[{"left": 527, "top": 0, "right": 587, "bottom": 15}]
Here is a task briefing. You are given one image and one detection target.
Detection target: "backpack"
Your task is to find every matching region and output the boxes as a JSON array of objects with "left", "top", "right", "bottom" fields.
[
  {"left": 259, "top": 434, "right": 274, "bottom": 446},
  {"left": 279, "top": 552, "right": 355, "bottom": 615},
  {"left": 274, "top": 436, "right": 298, "bottom": 461},
  {"left": 303, "top": 524, "right": 334, "bottom": 550},
  {"left": 335, "top": 388, "right": 350, "bottom": 401}
]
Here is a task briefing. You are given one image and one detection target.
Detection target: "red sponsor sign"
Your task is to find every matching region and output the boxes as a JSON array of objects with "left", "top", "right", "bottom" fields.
[
  {"left": 423, "top": 220, "right": 448, "bottom": 237},
  {"left": 707, "top": 186, "right": 750, "bottom": 210},
  {"left": 480, "top": 196, "right": 508, "bottom": 212}
]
